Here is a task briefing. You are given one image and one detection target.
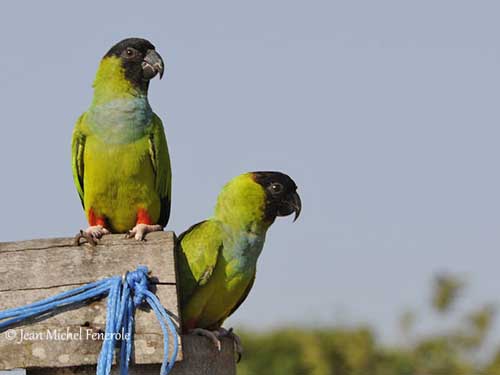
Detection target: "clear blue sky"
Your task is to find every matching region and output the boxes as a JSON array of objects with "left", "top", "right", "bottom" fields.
[{"left": 1, "top": 0, "right": 500, "bottom": 346}]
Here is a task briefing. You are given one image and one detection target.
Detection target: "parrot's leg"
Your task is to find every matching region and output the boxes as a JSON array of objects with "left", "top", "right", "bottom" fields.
[
  {"left": 74, "top": 226, "right": 110, "bottom": 246},
  {"left": 74, "top": 209, "right": 110, "bottom": 246},
  {"left": 126, "top": 208, "right": 163, "bottom": 241},
  {"left": 189, "top": 328, "right": 222, "bottom": 352},
  {"left": 126, "top": 224, "right": 163, "bottom": 241},
  {"left": 217, "top": 327, "right": 244, "bottom": 362},
  {"left": 188, "top": 327, "right": 243, "bottom": 359}
]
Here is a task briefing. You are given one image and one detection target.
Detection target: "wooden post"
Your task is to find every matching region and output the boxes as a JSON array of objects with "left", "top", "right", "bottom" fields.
[{"left": 0, "top": 233, "right": 236, "bottom": 375}]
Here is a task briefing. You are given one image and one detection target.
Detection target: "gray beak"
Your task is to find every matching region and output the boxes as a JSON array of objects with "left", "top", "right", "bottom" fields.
[
  {"left": 290, "top": 191, "right": 302, "bottom": 222},
  {"left": 277, "top": 191, "right": 302, "bottom": 222},
  {"left": 142, "top": 49, "right": 165, "bottom": 80}
]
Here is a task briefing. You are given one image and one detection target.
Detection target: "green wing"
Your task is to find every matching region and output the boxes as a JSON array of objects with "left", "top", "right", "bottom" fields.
[
  {"left": 213, "top": 273, "right": 256, "bottom": 327},
  {"left": 176, "top": 220, "right": 223, "bottom": 306},
  {"left": 71, "top": 114, "right": 86, "bottom": 207},
  {"left": 148, "top": 114, "right": 172, "bottom": 227},
  {"left": 226, "top": 273, "right": 255, "bottom": 319}
]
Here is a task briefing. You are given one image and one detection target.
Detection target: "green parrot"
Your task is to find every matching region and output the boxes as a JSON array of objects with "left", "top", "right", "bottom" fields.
[
  {"left": 176, "top": 171, "right": 301, "bottom": 355},
  {"left": 72, "top": 38, "right": 171, "bottom": 245}
]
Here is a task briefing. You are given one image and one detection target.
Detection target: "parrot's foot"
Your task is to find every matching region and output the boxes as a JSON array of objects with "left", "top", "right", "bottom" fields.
[
  {"left": 217, "top": 327, "right": 244, "bottom": 362},
  {"left": 125, "top": 224, "right": 163, "bottom": 241},
  {"left": 189, "top": 327, "right": 243, "bottom": 360},
  {"left": 74, "top": 226, "right": 110, "bottom": 246},
  {"left": 189, "top": 328, "right": 222, "bottom": 352}
]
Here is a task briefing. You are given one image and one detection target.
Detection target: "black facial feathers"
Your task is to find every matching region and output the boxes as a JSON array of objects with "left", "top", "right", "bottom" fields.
[
  {"left": 104, "top": 38, "right": 156, "bottom": 59},
  {"left": 252, "top": 171, "right": 301, "bottom": 222},
  {"left": 103, "top": 38, "right": 158, "bottom": 91}
]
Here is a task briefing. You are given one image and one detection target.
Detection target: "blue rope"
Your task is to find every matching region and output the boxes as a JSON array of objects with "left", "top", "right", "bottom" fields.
[{"left": 0, "top": 266, "right": 179, "bottom": 375}]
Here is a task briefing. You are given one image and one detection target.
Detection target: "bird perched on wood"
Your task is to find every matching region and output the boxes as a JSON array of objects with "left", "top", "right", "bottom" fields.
[
  {"left": 176, "top": 171, "right": 301, "bottom": 357},
  {"left": 72, "top": 38, "right": 171, "bottom": 245}
]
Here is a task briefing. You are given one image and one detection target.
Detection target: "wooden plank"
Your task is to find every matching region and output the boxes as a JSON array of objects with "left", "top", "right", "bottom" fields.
[
  {"left": 0, "top": 285, "right": 180, "bottom": 369},
  {"left": 0, "top": 285, "right": 179, "bottom": 335},
  {"left": 0, "top": 232, "right": 177, "bottom": 292},
  {"left": 0, "top": 232, "right": 182, "bottom": 369},
  {"left": 27, "top": 336, "right": 237, "bottom": 375}
]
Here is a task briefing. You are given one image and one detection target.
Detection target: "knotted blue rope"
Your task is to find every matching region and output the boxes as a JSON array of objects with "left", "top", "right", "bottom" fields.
[{"left": 0, "top": 266, "right": 179, "bottom": 375}]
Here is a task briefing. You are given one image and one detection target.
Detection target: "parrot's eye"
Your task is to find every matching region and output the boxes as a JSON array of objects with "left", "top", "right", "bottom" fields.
[
  {"left": 269, "top": 183, "right": 284, "bottom": 195},
  {"left": 123, "top": 48, "right": 137, "bottom": 59}
]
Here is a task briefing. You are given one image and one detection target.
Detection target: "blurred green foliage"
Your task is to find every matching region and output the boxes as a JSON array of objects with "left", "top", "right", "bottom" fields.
[
  {"left": 237, "top": 273, "right": 499, "bottom": 375},
  {"left": 432, "top": 273, "right": 465, "bottom": 313}
]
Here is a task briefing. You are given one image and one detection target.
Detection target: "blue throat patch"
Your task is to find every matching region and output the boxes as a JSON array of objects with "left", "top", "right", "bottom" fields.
[{"left": 86, "top": 96, "right": 153, "bottom": 144}]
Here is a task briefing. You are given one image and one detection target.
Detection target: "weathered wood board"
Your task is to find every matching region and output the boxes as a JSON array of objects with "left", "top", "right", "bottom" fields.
[
  {"left": 27, "top": 336, "right": 236, "bottom": 375},
  {"left": 0, "top": 232, "right": 183, "bottom": 370}
]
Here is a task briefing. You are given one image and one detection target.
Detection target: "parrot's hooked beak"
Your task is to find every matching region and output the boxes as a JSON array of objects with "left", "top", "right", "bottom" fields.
[
  {"left": 142, "top": 49, "right": 165, "bottom": 80},
  {"left": 277, "top": 191, "right": 302, "bottom": 222}
]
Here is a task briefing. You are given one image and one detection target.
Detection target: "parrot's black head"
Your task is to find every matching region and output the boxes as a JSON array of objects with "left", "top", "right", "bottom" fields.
[
  {"left": 104, "top": 38, "right": 165, "bottom": 90},
  {"left": 252, "top": 171, "right": 302, "bottom": 222}
]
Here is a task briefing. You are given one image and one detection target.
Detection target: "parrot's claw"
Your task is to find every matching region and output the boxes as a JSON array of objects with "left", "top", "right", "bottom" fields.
[
  {"left": 217, "top": 327, "right": 244, "bottom": 362},
  {"left": 189, "top": 328, "right": 222, "bottom": 352},
  {"left": 125, "top": 224, "right": 163, "bottom": 241},
  {"left": 74, "top": 226, "right": 110, "bottom": 246}
]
